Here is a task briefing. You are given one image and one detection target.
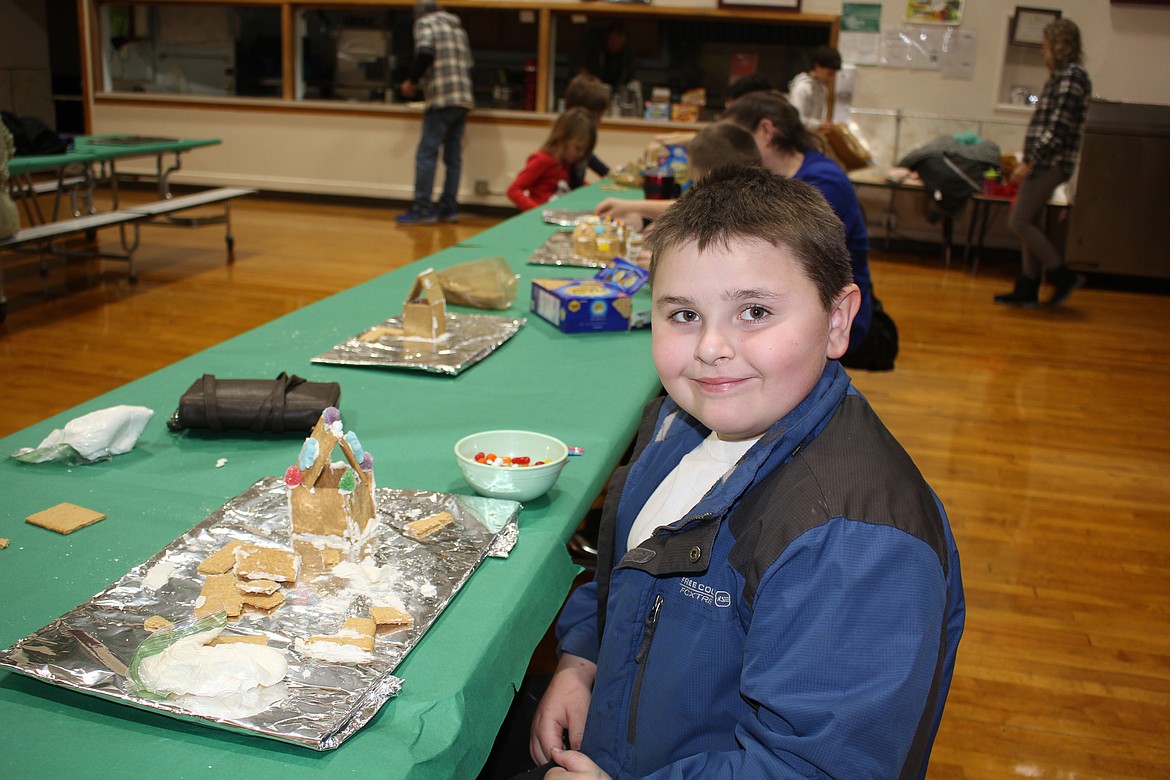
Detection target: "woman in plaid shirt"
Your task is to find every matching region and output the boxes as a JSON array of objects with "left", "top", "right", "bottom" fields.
[{"left": 996, "top": 18, "right": 1092, "bottom": 308}]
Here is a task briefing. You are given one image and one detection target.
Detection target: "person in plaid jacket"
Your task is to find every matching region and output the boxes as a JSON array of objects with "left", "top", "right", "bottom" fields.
[
  {"left": 996, "top": 18, "right": 1092, "bottom": 308},
  {"left": 396, "top": 0, "right": 474, "bottom": 225}
]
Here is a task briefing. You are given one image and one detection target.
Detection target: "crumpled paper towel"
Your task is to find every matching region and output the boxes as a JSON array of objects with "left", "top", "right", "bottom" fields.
[{"left": 11, "top": 405, "right": 154, "bottom": 464}]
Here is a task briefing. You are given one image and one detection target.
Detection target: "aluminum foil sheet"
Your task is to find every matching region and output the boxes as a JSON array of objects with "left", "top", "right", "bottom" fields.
[
  {"left": 311, "top": 312, "right": 525, "bottom": 376},
  {"left": 541, "top": 208, "right": 594, "bottom": 228},
  {"left": 0, "top": 477, "right": 520, "bottom": 750}
]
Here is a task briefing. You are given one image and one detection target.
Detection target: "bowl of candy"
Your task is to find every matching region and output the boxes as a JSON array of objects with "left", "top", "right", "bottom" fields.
[{"left": 454, "top": 429, "right": 569, "bottom": 502}]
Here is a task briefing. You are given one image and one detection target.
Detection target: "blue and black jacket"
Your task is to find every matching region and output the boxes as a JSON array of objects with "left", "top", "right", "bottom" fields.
[{"left": 557, "top": 361, "right": 965, "bottom": 778}]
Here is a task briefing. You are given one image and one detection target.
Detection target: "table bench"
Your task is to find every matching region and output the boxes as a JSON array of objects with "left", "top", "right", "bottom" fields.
[
  {"left": 0, "top": 187, "right": 256, "bottom": 321},
  {"left": 849, "top": 167, "right": 1069, "bottom": 273}
]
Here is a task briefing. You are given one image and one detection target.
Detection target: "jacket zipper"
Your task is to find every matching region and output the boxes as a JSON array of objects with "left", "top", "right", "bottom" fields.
[{"left": 627, "top": 593, "right": 663, "bottom": 744}]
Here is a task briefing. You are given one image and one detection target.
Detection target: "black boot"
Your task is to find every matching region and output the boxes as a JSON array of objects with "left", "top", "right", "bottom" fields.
[
  {"left": 994, "top": 275, "right": 1040, "bottom": 307},
  {"left": 1047, "top": 265, "right": 1086, "bottom": 307}
]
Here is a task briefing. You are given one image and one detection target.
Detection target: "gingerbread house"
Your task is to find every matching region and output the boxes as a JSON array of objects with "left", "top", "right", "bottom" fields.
[
  {"left": 572, "top": 215, "right": 632, "bottom": 265},
  {"left": 402, "top": 268, "right": 447, "bottom": 339},
  {"left": 285, "top": 408, "right": 376, "bottom": 540}
]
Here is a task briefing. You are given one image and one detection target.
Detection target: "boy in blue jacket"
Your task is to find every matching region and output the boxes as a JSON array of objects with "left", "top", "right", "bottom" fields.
[{"left": 531, "top": 165, "right": 964, "bottom": 779}]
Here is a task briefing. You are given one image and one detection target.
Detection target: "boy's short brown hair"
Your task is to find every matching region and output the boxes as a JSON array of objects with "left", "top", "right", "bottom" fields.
[
  {"left": 687, "top": 122, "right": 761, "bottom": 181},
  {"left": 564, "top": 74, "right": 611, "bottom": 115},
  {"left": 646, "top": 164, "right": 852, "bottom": 311}
]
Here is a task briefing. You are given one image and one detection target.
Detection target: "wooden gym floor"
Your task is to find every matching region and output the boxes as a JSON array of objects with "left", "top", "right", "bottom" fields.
[{"left": 1, "top": 191, "right": 1168, "bottom": 778}]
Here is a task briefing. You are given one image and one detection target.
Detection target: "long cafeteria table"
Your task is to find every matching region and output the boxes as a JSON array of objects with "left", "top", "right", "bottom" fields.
[
  {"left": 0, "top": 183, "right": 659, "bottom": 779},
  {"left": 8, "top": 135, "right": 223, "bottom": 222}
]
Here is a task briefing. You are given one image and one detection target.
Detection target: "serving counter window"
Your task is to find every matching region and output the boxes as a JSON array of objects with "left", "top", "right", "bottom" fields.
[
  {"left": 296, "top": 7, "right": 538, "bottom": 107},
  {"left": 92, "top": 1, "right": 836, "bottom": 120},
  {"left": 99, "top": 4, "right": 282, "bottom": 97},
  {"left": 550, "top": 12, "right": 832, "bottom": 119}
]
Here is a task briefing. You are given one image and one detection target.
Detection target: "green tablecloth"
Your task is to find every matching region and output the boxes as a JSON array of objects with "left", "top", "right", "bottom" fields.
[
  {"left": 0, "top": 184, "right": 657, "bottom": 778},
  {"left": 8, "top": 136, "right": 221, "bottom": 177}
]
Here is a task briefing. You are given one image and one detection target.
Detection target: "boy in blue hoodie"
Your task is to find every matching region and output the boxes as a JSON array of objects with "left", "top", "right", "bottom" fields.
[{"left": 531, "top": 165, "right": 964, "bottom": 779}]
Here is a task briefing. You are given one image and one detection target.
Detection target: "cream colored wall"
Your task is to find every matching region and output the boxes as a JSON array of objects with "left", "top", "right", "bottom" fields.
[
  {"left": 91, "top": 102, "right": 672, "bottom": 206},
  {"left": 88, "top": 0, "right": 1170, "bottom": 208}
]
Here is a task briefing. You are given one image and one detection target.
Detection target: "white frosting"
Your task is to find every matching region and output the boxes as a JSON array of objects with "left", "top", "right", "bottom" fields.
[
  {"left": 332, "top": 557, "right": 386, "bottom": 585},
  {"left": 398, "top": 332, "right": 450, "bottom": 343},
  {"left": 137, "top": 629, "right": 288, "bottom": 697},
  {"left": 142, "top": 559, "right": 178, "bottom": 591},
  {"left": 319, "top": 557, "right": 406, "bottom": 611},
  {"left": 290, "top": 532, "right": 349, "bottom": 551},
  {"left": 294, "top": 637, "right": 373, "bottom": 663},
  {"left": 237, "top": 580, "right": 279, "bottom": 595}
]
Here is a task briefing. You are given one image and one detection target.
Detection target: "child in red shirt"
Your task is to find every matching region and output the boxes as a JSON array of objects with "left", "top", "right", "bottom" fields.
[{"left": 507, "top": 107, "right": 596, "bottom": 211}]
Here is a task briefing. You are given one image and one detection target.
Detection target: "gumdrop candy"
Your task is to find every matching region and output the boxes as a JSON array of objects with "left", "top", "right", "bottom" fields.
[
  {"left": 285, "top": 465, "right": 304, "bottom": 487},
  {"left": 344, "top": 431, "right": 364, "bottom": 460},
  {"left": 298, "top": 438, "right": 320, "bottom": 470},
  {"left": 338, "top": 468, "right": 358, "bottom": 493},
  {"left": 322, "top": 407, "right": 341, "bottom": 425},
  {"left": 360, "top": 452, "right": 374, "bottom": 472}
]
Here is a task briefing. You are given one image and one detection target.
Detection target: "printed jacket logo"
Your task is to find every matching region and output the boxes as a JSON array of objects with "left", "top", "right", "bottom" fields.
[{"left": 680, "top": 576, "right": 731, "bottom": 608}]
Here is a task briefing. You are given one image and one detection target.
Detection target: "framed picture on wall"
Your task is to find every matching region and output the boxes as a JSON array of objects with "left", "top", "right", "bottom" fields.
[
  {"left": 904, "top": 1, "right": 965, "bottom": 25},
  {"left": 718, "top": 0, "right": 800, "bottom": 10},
  {"left": 1011, "top": 7, "right": 1061, "bottom": 47}
]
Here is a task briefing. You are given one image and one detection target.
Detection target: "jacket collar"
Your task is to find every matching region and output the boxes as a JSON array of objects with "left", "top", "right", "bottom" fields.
[{"left": 648, "top": 360, "right": 852, "bottom": 537}]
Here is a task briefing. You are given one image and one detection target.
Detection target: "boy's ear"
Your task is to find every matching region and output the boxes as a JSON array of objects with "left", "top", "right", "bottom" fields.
[{"left": 827, "top": 283, "right": 861, "bottom": 360}]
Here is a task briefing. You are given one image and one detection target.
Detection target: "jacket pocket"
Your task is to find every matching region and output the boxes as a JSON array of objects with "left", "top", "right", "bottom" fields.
[{"left": 627, "top": 593, "right": 663, "bottom": 744}]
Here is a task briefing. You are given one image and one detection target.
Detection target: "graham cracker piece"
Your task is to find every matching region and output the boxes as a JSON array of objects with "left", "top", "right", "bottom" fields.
[
  {"left": 143, "top": 615, "right": 174, "bottom": 632},
  {"left": 358, "top": 325, "right": 404, "bottom": 342},
  {"left": 293, "top": 540, "right": 344, "bottom": 574},
  {"left": 237, "top": 578, "right": 281, "bottom": 595},
  {"left": 404, "top": 511, "right": 453, "bottom": 540},
  {"left": 370, "top": 605, "right": 414, "bottom": 629},
  {"left": 300, "top": 416, "right": 337, "bottom": 487},
  {"left": 195, "top": 573, "right": 244, "bottom": 618},
  {"left": 343, "top": 616, "right": 376, "bottom": 637},
  {"left": 234, "top": 545, "right": 300, "bottom": 583},
  {"left": 198, "top": 540, "right": 246, "bottom": 575},
  {"left": 210, "top": 635, "right": 269, "bottom": 646},
  {"left": 306, "top": 631, "right": 375, "bottom": 653},
  {"left": 241, "top": 590, "right": 286, "bottom": 611},
  {"left": 25, "top": 503, "right": 106, "bottom": 535},
  {"left": 0, "top": 538, "right": 9, "bottom": 549},
  {"left": 307, "top": 616, "right": 377, "bottom": 652}
]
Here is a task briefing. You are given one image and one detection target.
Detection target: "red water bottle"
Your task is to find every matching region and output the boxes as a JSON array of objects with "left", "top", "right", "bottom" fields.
[{"left": 523, "top": 59, "right": 537, "bottom": 111}]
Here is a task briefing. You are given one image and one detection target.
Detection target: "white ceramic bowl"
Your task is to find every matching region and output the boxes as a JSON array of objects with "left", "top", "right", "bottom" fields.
[{"left": 454, "top": 429, "right": 569, "bottom": 502}]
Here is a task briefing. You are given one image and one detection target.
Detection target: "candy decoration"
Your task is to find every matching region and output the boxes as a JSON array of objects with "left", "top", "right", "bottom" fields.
[
  {"left": 298, "top": 438, "right": 320, "bottom": 470},
  {"left": 471, "top": 453, "right": 549, "bottom": 468},
  {"left": 338, "top": 468, "right": 357, "bottom": 493},
  {"left": 322, "top": 407, "right": 341, "bottom": 425},
  {"left": 344, "top": 431, "right": 364, "bottom": 460},
  {"left": 360, "top": 452, "right": 374, "bottom": 472},
  {"left": 285, "top": 465, "right": 303, "bottom": 486}
]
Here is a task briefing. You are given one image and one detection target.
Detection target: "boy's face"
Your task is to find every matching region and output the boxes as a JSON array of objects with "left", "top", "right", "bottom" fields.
[
  {"left": 811, "top": 64, "right": 838, "bottom": 88},
  {"left": 651, "top": 238, "right": 857, "bottom": 441}
]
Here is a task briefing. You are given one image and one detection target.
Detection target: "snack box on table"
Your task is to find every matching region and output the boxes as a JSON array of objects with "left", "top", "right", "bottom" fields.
[{"left": 530, "top": 258, "right": 650, "bottom": 333}]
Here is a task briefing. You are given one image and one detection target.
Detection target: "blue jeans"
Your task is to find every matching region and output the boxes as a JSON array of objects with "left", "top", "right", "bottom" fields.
[{"left": 412, "top": 106, "right": 468, "bottom": 211}]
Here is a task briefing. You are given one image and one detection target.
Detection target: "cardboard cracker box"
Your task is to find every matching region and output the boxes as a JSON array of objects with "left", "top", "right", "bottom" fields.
[{"left": 530, "top": 258, "right": 650, "bottom": 333}]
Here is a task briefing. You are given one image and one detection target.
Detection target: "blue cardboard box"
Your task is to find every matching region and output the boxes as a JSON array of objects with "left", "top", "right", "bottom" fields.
[{"left": 530, "top": 258, "right": 650, "bottom": 333}]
